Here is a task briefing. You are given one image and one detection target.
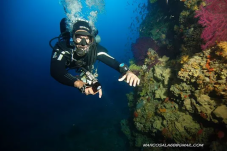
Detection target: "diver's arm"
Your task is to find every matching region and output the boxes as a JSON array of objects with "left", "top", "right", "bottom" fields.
[
  {"left": 96, "top": 44, "right": 126, "bottom": 73},
  {"left": 96, "top": 46, "right": 140, "bottom": 87},
  {"left": 50, "top": 49, "right": 102, "bottom": 97},
  {"left": 96, "top": 45, "right": 127, "bottom": 73},
  {"left": 97, "top": 52, "right": 122, "bottom": 72},
  {"left": 50, "top": 50, "right": 79, "bottom": 87}
]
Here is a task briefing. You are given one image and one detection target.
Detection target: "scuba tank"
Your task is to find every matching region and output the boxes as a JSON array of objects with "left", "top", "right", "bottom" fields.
[{"left": 60, "top": 18, "right": 71, "bottom": 47}]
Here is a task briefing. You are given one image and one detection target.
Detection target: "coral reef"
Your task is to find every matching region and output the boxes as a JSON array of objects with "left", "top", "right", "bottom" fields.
[
  {"left": 213, "top": 105, "right": 227, "bottom": 124},
  {"left": 121, "top": 0, "right": 227, "bottom": 150}
]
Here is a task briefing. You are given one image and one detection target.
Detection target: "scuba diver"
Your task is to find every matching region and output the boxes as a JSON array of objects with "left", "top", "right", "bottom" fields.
[{"left": 49, "top": 18, "right": 140, "bottom": 98}]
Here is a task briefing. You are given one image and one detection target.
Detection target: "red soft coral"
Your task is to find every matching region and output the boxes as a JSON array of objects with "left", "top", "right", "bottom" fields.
[
  {"left": 195, "top": 0, "right": 227, "bottom": 50},
  {"left": 131, "top": 37, "right": 159, "bottom": 65}
]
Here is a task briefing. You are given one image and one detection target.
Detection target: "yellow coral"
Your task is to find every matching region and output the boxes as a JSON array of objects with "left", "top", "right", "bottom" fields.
[
  {"left": 217, "top": 41, "right": 227, "bottom": 59},
  {"left": 180, "top": 10, "right": 190, "bottom": 16},
  {"left": 191, "top": 62, "right": 200, "bottom": 69},
  {"left": 159, "top": 108, "right": 166, "bottom": 113},
  {"left": 185, "top": 3, "right": 191, "bottom": 9},
  {"left": 218, "top": 41, "right": 227, "bottom": 52},
  {"left": 201, "top": 1, "right": 206, "bottom": 7},
  {"left": 192, "top": 5, "right": 199, "bottom": 11},
  {"left": 180, "top": 55, "right": 189, "bottom": 64}
]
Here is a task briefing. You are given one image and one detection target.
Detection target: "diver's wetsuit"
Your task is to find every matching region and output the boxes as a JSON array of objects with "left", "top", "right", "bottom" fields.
[{"left": 50, "top": 41, "right": 122, "bottom": 87}]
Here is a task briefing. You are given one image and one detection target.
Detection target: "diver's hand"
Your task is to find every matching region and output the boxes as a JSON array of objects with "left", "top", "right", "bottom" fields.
[
  {"left": 85, "top": 87, "right": 102, "bottom": 98},
  {"left": 74, "top": 80, "right": 102, "bottom": 98},
  {"left": 118, "top": 71, "right": 140, "bottom": 87},
  {"left": 74, "top": 80, "right": 85, "bottom": 88}
]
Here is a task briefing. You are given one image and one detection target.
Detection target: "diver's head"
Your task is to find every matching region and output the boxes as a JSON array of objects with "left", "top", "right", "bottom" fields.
[{"left": 72, "top": 20, "right": 94, "bottom": 57}]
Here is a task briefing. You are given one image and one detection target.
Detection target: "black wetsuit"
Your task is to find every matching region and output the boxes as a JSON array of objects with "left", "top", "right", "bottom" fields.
[{"left": 50, "top": 41, "right": 122, "bottom": 87}]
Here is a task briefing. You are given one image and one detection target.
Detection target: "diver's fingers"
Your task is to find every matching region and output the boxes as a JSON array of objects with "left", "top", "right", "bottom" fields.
[
  {"left": 127, "top": 74, "right": 133, "bottom": 84},
  {"left": 133, "top": 77, "right": 138, "bottom": 87},
  {"left": 118, "top": 75, "right": 127, "bottom": 81},
  {"left": 85, "top": 88, "right": 89, "bottom": 95},
  {"left": 129, "top": 75, "right": 135, "bottom": 86},
  {"left": 137, "top": 78, "right": 140, "bottom": 86},
  {"left": 99, "top": 89, "right": 102, "bottom": 98},
  {"left": 88, "top": 88, "right": 95, "bottom": 95}
]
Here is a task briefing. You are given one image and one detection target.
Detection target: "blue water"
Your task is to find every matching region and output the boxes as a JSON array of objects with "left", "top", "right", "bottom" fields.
[{"left": 1, "top": 0, "right": 147, "bottom": 150}]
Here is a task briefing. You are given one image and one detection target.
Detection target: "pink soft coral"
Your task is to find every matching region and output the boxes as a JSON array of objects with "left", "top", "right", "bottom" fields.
[{"left": 195, "top": 0, "right": 227, "bottom": 50}]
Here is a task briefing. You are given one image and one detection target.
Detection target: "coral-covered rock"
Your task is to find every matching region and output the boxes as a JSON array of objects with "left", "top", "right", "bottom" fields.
[
  {"left": 171, "top": 113, "right": 200, "bottom": 143},
  {"left": 154, "top": 66, "right": 171, "bottom": 85},
  {"left": 153, "top": 120, "right": 162, "bottom": 131},
  {"left": 154, "top": 84, "right": 167, "bottom": 99},
  {"left": 184, "top": 99, "right": 193, "bottom": 112},
  {"left": 194, "top": 94, "right": 217, "bottom": 121},
  {"left": 213, "top": 105, "right": 227, "bottom": 124}
]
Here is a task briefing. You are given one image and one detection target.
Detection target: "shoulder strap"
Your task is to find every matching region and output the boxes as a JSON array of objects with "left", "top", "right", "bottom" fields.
[{"left": 53, "top": 41, "right": 72, "bottom": 60}]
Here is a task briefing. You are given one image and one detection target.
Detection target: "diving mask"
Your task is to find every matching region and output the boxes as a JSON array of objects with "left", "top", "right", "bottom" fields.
[
  {"left": 74, "top": 36, "right": 92, "bottom": 46},
  {"left": 74, "top": 36, "right": 92, "bottom": 56}
]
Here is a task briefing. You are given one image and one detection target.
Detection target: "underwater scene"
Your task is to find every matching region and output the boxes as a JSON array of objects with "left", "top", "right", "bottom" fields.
[{"left": 1, "top": 0, "right": 227, "bottom": 151}]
